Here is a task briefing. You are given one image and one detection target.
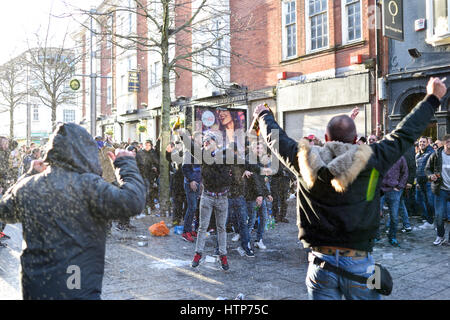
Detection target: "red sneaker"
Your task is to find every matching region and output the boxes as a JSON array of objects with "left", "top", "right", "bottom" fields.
[
  {"left": 190, "top": 231, "right": 198, "bottom": 238},
  {"left": 182, "top": 232, "right": 194, "bottom": 243},
  {"left": 0, "top": 232, "right": 10, "bottom": 240},
  {"left": 220, "top": 255, "right": 229, "bottom": 271},
  {"left": 192, "top": 252, "right": 202, "bottom": 268}
]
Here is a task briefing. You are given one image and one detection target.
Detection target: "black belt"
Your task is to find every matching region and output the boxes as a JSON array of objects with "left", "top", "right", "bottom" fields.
[{"left": 203, "top": 189, "right": 229, "bottom": 197}]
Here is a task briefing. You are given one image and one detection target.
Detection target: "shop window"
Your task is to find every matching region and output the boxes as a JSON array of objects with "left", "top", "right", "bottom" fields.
[{"left": 426, "top": 0, "right": 450, "bottom": 46}]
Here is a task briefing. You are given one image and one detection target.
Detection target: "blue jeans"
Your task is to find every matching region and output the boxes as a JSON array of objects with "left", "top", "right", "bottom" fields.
[
  {"left": 306, "top": 252, "right": 381, "bottom": 300},
  {"left": 384, "top": 189, "right": 403, "bottom": 241},
  {"left": 228, "top": 197, "right": 250, "bottom": 247},
  {"left": 384, "top": 198, "right": 411, "bottom": 230},
  {"left": 247, "top": 200, "right": 267, "bottom": 242},
  {"left": 434, "top": 189, "right": 450, "bottom": 238},
  {"left": 183, "top": 182, "right": 200, "bottom": 233},
  {"left": 415, "top": 182, "right": 434, "bottom": 224}
]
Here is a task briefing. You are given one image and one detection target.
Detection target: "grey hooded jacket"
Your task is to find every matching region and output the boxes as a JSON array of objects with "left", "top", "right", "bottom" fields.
[{"left": 0, "top": 123, "right": 146, "bottom": 300}]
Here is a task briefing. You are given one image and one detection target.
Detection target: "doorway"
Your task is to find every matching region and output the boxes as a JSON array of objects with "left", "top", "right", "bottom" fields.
[{"left": 402, "top": 93, "right": 437, "bottom": 140}]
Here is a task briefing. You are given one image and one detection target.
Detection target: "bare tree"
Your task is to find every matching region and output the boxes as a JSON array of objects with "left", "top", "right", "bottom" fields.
[
  {"left": 25, "top": 27, "right": 83, "bottom": 131},
  {"left": 0, "top": 56, "right": 27, "bottom": 139},
  {"left": 68, "top": 0, "right": 263, "bottom": 214}
]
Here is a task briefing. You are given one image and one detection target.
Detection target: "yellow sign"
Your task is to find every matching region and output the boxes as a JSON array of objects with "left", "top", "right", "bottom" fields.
[{"left": 70, "top": 79, "right": 80, "bottom": 91}]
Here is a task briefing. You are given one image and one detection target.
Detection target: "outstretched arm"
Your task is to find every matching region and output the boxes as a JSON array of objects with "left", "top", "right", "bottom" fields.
[
  {"left": 372, "top": 77, "right": 446, "bottom": 175},
  {"left": 253, "top": 105, "right": 301, "bottom": 176}
]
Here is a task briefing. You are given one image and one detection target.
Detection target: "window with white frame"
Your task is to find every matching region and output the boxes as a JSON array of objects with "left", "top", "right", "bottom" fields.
[
  {"left": 342, "top": 0, "right": 362, "bottom": 44},
  {"left": 307, "top": 0, "right": 328, "bottom": 52},
  {"left": 63, "top": 109, "right": 76, "bottom": 123},
  {"left": 33, "top": 105, "right": 39, "bottom": 121},
  {"left": 213, "top": 19, "right": 224, "bottom": 66},
  {"left": 150, "top": 61, "right": 160, "bottom": 86},
  {"left": 107, "top": 85, "right": 112, "bottom": 104},
  {"left": 426, "top": 0, "right": 450, "bottom": 45},
  {"left": 282, "top": 1, "right": 297, "bottom": 59}
]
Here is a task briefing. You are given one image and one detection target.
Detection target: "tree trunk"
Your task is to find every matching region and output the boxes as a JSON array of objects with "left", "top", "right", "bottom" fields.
[
  {"left": 51, "top": 103, "right": 57, "bottom": 132},
  {"left": 9, "top": 106, "right": 14, "bottom": 139},
  {"left": 158, "top": 0, "right": 172, "bottom": 217},
  {"left": 159, "top": 52, "right": 171, "bottom": 217}
]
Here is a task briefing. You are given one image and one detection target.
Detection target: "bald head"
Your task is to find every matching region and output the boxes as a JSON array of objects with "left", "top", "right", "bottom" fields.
[{"left": 326, "top": 115, "right": 357, "bottom": 144}]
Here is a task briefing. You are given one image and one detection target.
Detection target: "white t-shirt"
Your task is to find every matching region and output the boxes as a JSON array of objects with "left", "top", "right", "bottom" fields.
[{"left": 441, "top": 151, "right": 450, "bottom": 191}]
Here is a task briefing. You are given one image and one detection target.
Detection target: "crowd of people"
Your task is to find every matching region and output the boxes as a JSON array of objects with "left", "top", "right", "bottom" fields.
[{"left": 0, "top": 77, "right": 448, "bottom": 300}]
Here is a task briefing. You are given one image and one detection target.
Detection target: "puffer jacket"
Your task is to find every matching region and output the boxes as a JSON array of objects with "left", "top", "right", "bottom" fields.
[
  {"left": 0, "top": 123, "right": 146, "bottom": 300},
  {"left": 257, "top": 94, "right": 441, "bottom": 252},
  {"left": 416, "top": 145, "right": 434, "bottom": 183}
]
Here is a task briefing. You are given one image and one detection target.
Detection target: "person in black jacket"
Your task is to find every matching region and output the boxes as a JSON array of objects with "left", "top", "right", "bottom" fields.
[
  {"left": 415, "top": 136, "right": 436, "bottom": 229},
  {"left": 136, "top": 140, "right": 159, "bottom": 211},
  {"left": 166, "top": 141, "right": 186, "bottom": 226},
  {"left": 227, "top": 142, "right": 261, "bottom": 257},
  {"left": 246, "top": 142, "right": 273, "bottom": 250},
  {"left": 271, "top": 164, "right": 292, "bottom": 223},
  {"left": 252, "top": 77, "right": 447, "bottom": 300},
  {"left": 189, "top": 131, "right": 232, "bottom": 271},
  {"left": 402, "top": 145, "right": 417, "bottom": 219},
  {"left": 425, "top": 134, "right": 450, "bottom": 246},
  {"left": 0, "top": 123, "right": 146, "bottom": 300}
]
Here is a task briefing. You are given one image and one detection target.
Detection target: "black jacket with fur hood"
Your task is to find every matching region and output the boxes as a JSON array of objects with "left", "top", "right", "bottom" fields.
[{"left": 257, "top": 95, "right": 441, "bottom": 252}]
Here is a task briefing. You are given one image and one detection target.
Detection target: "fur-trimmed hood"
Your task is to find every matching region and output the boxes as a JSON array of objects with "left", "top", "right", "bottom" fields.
[{"left": 297, "top": 139, "right": 373, "bottom": 193}]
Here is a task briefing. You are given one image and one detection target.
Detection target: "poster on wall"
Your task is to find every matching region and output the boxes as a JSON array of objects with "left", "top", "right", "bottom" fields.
[{"left": 194, "top": 107, "right": 247, "bottom": 151}]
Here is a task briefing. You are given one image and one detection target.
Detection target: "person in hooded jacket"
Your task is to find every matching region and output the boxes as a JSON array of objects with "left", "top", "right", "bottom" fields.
[{"left": 0, "top": 123, "right": 146, "bottom": 300}]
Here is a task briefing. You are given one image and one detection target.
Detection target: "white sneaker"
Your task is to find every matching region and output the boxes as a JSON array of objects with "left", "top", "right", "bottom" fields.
[
  {"left": 232, "top": 233, "right": 240, "bottom": 242},
  {"left": 254, "top": 239, "right": 267, "bottom": 250},
  {"left": 236, "top": 246, "right": 245, "bottom": 256},
  {"left": 433, "top": 236, "right": 447, "bottom": 246},
  {"left": 135, "top": 213, "right": 146, "bottom": 219},
  {"left": 419, "top": 222, "right": 434, "bottom": 229}
]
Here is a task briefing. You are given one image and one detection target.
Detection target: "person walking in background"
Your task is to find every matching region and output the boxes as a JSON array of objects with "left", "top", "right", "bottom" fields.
[
  {"left": 380, "top": 156, "right": 409, "bottom": 247},
  {"left": 416, "top": 136, "right": 436, "bottom": 229},
  {"left": 425, "top": 134, "right": 450, "bottom": 246}
]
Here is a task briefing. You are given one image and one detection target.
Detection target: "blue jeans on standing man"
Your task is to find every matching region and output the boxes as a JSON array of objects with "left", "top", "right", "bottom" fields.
[
  {"left": 434, "top": 189, "right": 450, "bottom": 239},
  {"left": 306, "top": 251, "right": 381, "bottom": 300},
  {"left": 228, "top": 196, "right": 250, "bottom": 248},
  {"left": 384, "top": 189, "right": 403, "bottom": 241},
  {"left": 415, "top": 182, "right": 434, "bottom": 224},
  {"left": 247, "top": 199, "right": 268, "bottom": 243},
  {"left": 183, "top": 181, "right": 200, "bottom": 234}
]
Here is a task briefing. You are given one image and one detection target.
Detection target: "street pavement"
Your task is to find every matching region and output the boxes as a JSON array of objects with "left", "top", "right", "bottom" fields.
[{"left": 1, "top": 197, "right": 450, "bottom": 300}]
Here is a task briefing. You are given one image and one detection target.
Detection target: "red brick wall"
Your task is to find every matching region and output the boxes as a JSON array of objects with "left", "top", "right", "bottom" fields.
[
  {"left": 137, "top": 0, "right": 149, "bottom": 110},
  {"left": 174, "top": 0, "right": 193, "bottom": 98},
  {"left": 229, "top": 0, "right": 375, "bottom": 90},
  {"left": 100, "top": 22, "right": 112, "bottom": 116}
]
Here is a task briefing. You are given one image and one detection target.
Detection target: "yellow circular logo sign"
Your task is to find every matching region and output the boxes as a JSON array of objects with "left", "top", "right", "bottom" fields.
[{"left": 70, "top": 79, "right": 80, "bottom": 91}]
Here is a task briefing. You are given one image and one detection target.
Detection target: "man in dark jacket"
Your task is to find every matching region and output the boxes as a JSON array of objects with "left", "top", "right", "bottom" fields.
[
  {"left": 380, "top": 156, "right": 408, "bottom": 246},
  {"left": 181, "top": 132, "right": 203, "bottom": 243},
  {"left": 0, "top": 123, "right": 146, "bottom": 300},
  {"left": 402, "top": 145, "right": 417, "bottom": 217},
  {"left": 0, "top": 136, "right": 10, "bottom": 244},
  {"left": 227, "top": 142, "right": 261, "bottom": 257},
  {"left": 252, "top": 77, "right": 447, "bottom": 300},
  {"left": 271, "top": 165, "right": 292, "bottom": 223},
  {"left": 415, "top": 136, "right": 435, "bottom": 228},
  {"left": 136, "top": 140, "right": 159, "bottom": 211},
  {"left": 425, "top": 134, "right": 450, "bottom": 246},
  {"left": 190, "top": 132, "right": 232, "bottom": 271}
]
